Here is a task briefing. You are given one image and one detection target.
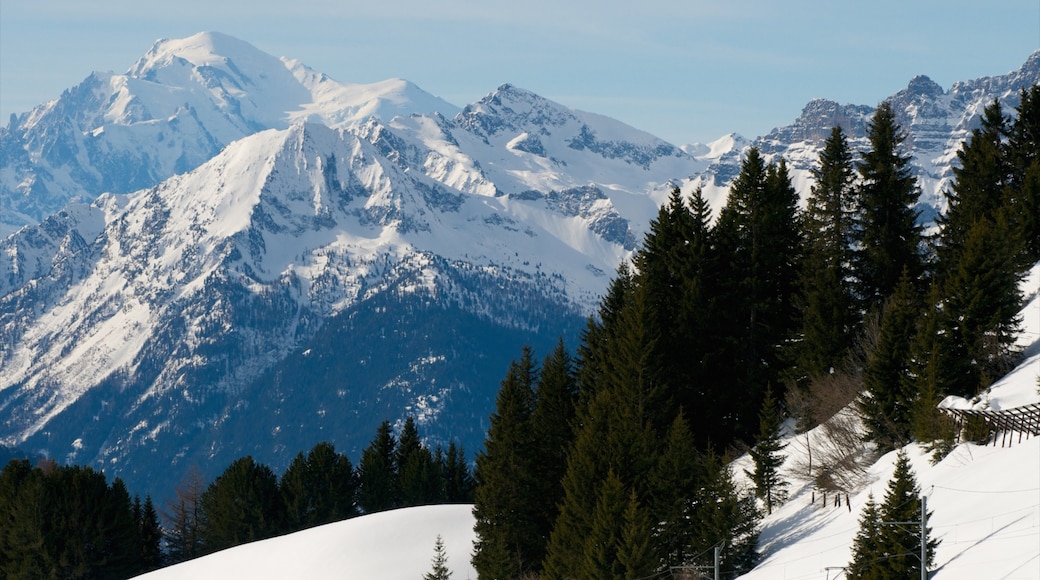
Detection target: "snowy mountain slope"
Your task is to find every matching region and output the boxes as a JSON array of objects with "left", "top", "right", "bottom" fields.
[
  {"left": 733, "top": 267, "right": 1040, "bottom": 580},
  {"left": 134, "top": 504, "right": 479, "bottom": 580},
  {"left": 0, "top": 32, "right": 459, "bottom": 236}
]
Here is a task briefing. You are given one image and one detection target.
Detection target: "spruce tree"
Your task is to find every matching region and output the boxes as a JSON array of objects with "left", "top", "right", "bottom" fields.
[
  {"left": 528, "top": 339, "right": 578, "bottom": 563},
  {"left": 200, "top": 456, "right": 284, "bottom": 553},
  {"left": 441, "top": 441, "right": 474, "bottom": 503},
  {"left": 618, "top": 490, "right": 656, "bottom": 580},
  {"left": 543, "top": 282, "right": 660, "bottom": 578},
  {"left": 853, "top": 101, "right": 924, "bottom": 313},
  {"left": 281, "top": 441, "right": 358, "bottom": 532},
  {"left": 745, "top": 387, "right": 788, "bottom": 515},
  {"left": 714, "top": 149, "right": 803, "bottom": 443},
  {"left": 137, "top": 495, "right": 164, "bottom": 573},
  {"left": 471, "top": 347, "right": 541, "bottom": 579},
  {"left": 397, "top": 417, "right": 441, "bottom": 507},
  {"left": 580, "top": 471, "right": 629, "bottom": 579},
  {"left": 877, "top": 450, "right": 938, "bottom": 578},
  {"left": 998, "top": 86, "right": 1040, "bottom": 264},
  {"left": 859, "top": 271, "right": 921, "bottom": 452},
  {"left": 847, "top": 493, "right": 883, "bottom": 579},
  {"left": 358, "top": 420, "right": 399, "bottom": 513},
  {"left": 423, "top": 534, "right": 452, "bottom": 580},
  {"left": 798, "top": 125, "right": 859, "bottom": 379}
]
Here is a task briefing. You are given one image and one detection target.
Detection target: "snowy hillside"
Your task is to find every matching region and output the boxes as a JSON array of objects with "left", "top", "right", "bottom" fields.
[
  {"left": 132, "top": 269, "right": 1040, "bottom": 580},
  {"left": 133, "top": 504, "right": 479, "bottom": 580}
]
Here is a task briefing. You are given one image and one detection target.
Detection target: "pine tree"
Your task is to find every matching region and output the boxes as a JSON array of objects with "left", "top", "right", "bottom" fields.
[
  {"left": 471, "top": 347, "right": 542, "bottom": 579},
  {"left": 798, "top": 125, "right": 859, "bottom": 379},
  {"left": 745, "top": 387, "right": 788, "bottom": 515},
  {"left": 859, "top": 271, "right": 921, "bottom": 451},
  {"left": 618, "top": 490, "right": 656, "bottom": 580},
  {"left": 714, "top": 149, "right": 803, "bottom": 443},
  {"left": 853, "top": 101, "right": 924, "bottom": 313},
  {"left": 580, "top": 471, "right": 629, "bottom": 579},
  {"left": 137, "top": 495, "right": 163, "bottom": 573},
  {"left": 995, "top": 86, "right": 1040, "bottom": 265},
  {"left": 358, "top": 420, "right": 399, "bottom": 513},
  {"left": 877, "top": 450, "right": 938, "bottom": 578},
  {"left": 847, "top": 493, "right": 883, "bottom": 579},
  {"left": 397, "top": 417, "right": 441, "bottom": 507},
  {"left": 281, "top": 441, "right": 358, "bottom": 532},
  {"left": 423, "top": 534, "right": 452, "bottom": 580},
  {"left": 528, "top": 339, "right": 578, "bottom": 563},
  {"left": 440, "top": 441, "right": 474, "bottom": 503},
  {"left": 687, "top": 450, "right": 761, "bottom": 577},
  {"left": 200, "top": 456, "right": 284, "bottom": 553},
  {"left": 544, "top": 274, "right": 669, "bottom": 578},
  {"left": 647, "top": 412, "right": 699, "bottom": 567}
]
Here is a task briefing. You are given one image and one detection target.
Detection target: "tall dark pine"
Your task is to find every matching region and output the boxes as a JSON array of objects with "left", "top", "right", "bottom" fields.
[
  {"left": 1006, "top": 85, "right": 1040, "bottom": 263},
  {"left": 798, "top": 125, "right": 859, "bottom": 379},
  {"left": 544, "top": 282, "right": 661, "bottom": 579},
  {"left": 859, "top": 271, "right": 921, "bottom": 452},
  {"left": 471, "top": 347, "right": 541, "bottom": 579},
  {"left": 714, "top": 148, "right": 803, "bottom": 442},
  {"left": 529, "top": 339, "right": 578, "bottom": 563},
  {"left": 200, "top": 456, "right": 284, "bottom": 553},
  {"left": 280, "top": 441, "right": 358, "bottom": 532},
  {"left": 397, "top": 417, "right": 442, "bottom": 507},
  {"left": 358, "top": 420, "right": 399, "bottom": 513},
  {"left": 137, "top": 495, "right": 164, "bottom": 573},
  {"left": 440, "top": 441, "right": 475, "bottom": 504},
  {"left": 853, "top": 101, "right": 924, "bottom": 312}
]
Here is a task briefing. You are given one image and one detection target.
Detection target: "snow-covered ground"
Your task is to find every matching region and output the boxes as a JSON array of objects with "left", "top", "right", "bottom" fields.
[
  {"left": 134, "top": 504, "right": 479, "bottom": 580},
  {"left": 136, "top": 267, "right": 1040, "bottom": 580}
]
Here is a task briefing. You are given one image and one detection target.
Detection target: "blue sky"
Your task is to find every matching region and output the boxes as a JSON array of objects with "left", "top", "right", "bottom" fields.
[{"left": 2, "top": 1, "right": 1038, "bottom": 145}]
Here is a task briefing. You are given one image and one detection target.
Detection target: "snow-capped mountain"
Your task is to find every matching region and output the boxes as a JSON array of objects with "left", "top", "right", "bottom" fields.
[
  {"left": 2, "top": 33, "right": 1038, "bottom": 500},
  {"left": 0, "top": 32, "right": 459, "bottom": 236}
]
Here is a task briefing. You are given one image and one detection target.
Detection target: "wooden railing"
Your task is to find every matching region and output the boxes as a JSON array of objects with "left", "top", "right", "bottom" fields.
[{"left": 941, "top": 402, "right": 1040, "bottom": 447}]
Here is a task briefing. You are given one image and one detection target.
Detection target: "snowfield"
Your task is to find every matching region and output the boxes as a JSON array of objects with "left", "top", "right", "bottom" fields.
[{"left": 134, "top": 504, "right": 479, "bottom": 580}]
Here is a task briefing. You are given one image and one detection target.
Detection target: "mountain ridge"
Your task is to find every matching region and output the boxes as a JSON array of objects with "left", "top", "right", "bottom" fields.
[{"left": 1, "top": 35, "right": 1038, "bottom": 500}]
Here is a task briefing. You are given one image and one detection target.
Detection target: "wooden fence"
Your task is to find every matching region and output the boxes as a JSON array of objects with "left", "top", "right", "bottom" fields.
[{"left": 941, "top": 401, "right": 1040, "bottom": 447}]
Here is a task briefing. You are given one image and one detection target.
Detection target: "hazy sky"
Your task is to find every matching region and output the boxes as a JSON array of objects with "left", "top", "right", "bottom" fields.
[{"left": 2, "top": 1, "right": 1038, "bottom": 145}]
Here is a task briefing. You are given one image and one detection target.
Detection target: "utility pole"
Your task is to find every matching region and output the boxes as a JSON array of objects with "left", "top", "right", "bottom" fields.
[
  {"left": 881, "top": 494, "right": 928, "bottom": 580},
  {"left": 714, "top": 543, "right": 720, "bottom": 580}
]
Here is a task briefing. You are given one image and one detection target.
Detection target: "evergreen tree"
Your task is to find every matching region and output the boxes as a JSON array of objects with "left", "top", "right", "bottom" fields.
[
  {"left": 543, "top": 278, "right": 664, "bottom": 579},
  {"left": 745, "top": 387, "right": 788, "bottom": 515},
  {"left": 687, "top": 450, "right": 761, "bottom": 577},
  {"left": 647, "top": 412, "right": 700, "bottom": 567},
  {"left": 798, "top": 125, "right": 859, "bottom": 379},
  {"left": 397, "top": 417, "right": 442, "bottom": 507},
  {"left": 137, "top": 495, "right": 164, "bottom": 573},
  {"left": 281, "top": 441, "right": 358, "bottom": 532},
  {"left": 471, "top": 347, "right": 542, "bottom": 579},
  {"left": 877, "top": 450, "right": 938, "bottom": 578},
  {"left": 200, "top": 456, "right": 284, "bottom": 553},
  {"left": 358, "top": 420, "right": 399, "bottom": 513},
  {"left": 847, "top": 493, "right": 883, "bottom": 579},
  {"left": 714, "top": 149, "right": 803, "bottom": 443},
  {"left": 440, "top": 441, "right": 474, "bottom": 503},
  {"left": 580, "top": 471, "right": 629, "bottom": 579},
  {"left": 853, "top": 101, "right": 924, "bottom": 313},
  {"left": 618, "top": 490, "right": 657, "bottom": 580},
  {"left": 423, "top": 534, "right": 452, "bottom": 580},
  {"left": 996, "top": 86, "right": 1040, "bottom": 265},
  {"left": 528, "top": 339, "right": 578, "bottom": 562}
]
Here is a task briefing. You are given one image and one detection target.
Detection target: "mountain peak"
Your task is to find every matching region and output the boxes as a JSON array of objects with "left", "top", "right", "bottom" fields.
[
  {"left": 902, "top": 74, "right": 945, "bottom": 98},
  {"left": 129, "top": 31, "right": 275, "bottom": 78}
]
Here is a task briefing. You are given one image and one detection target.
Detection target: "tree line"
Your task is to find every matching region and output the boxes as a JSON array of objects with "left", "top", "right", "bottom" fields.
[
  {"left": 470, "top": 87, "right": 1039, "bottom": 579},
  {"left": 0, "top": 417, "right": 474, "bottom": 578}
]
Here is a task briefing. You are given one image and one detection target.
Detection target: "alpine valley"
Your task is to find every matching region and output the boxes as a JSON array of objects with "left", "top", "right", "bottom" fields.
[{"left": 1, "top": 32, "right": 1038, "bottom": 500}]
